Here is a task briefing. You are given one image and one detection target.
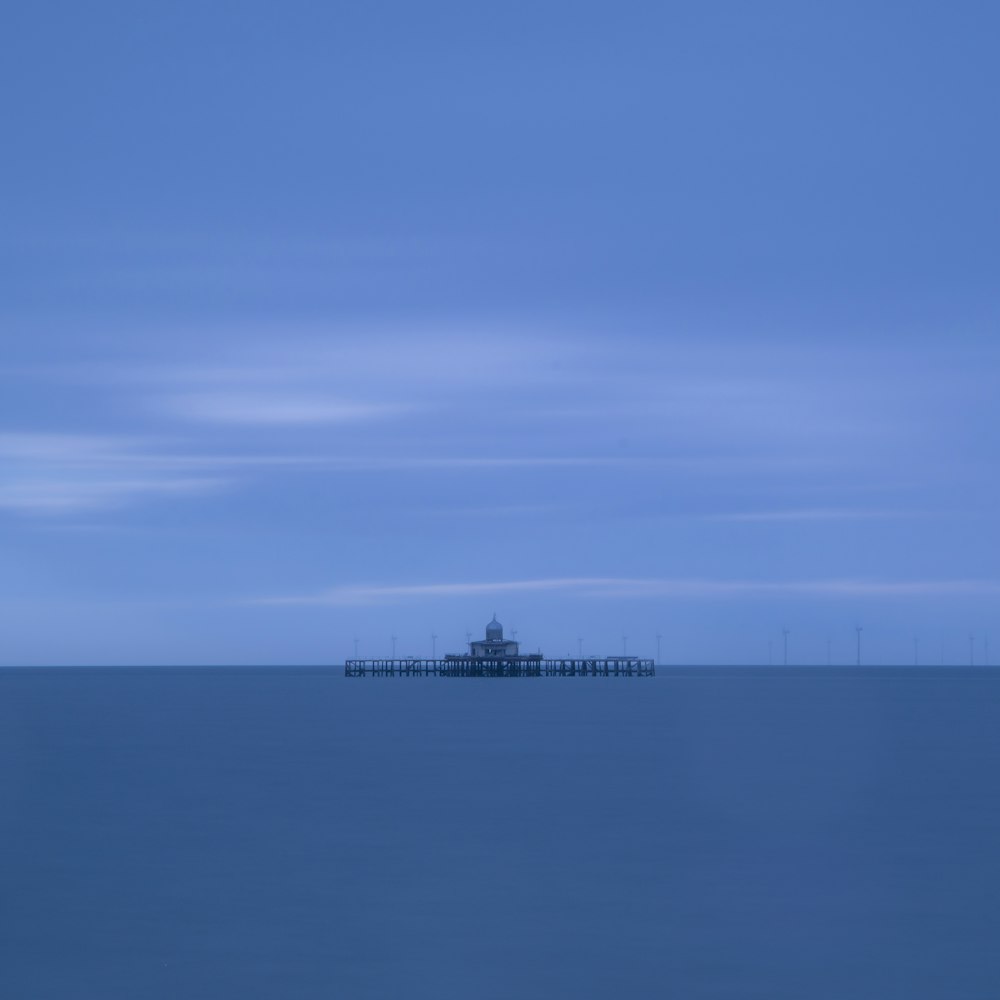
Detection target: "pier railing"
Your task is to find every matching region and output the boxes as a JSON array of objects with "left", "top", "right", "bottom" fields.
[{"left": 345, "top": 657, "right": 655, "bottom": 677}]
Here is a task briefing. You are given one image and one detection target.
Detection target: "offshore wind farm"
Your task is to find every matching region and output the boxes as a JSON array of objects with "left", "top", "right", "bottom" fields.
[{"left": 343, "top": 617, "right": 994, "bottom": 671}]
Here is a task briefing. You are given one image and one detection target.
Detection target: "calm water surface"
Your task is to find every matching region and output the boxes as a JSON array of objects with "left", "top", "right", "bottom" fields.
[{"left": 2, "top": 667, "right": 998, "bottom": 999}]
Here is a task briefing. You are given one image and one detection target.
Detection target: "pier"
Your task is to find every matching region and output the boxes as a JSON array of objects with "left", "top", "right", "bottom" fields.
[
  {"left": 345, "top": 657, "right": 655, "bottom": 677},
  {"left": 345, "top": 616, "right": 654, "bottom": 677}
]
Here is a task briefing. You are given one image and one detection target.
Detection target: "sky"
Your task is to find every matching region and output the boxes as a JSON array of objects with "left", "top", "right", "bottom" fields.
[{"left": 2, "top": 1, "right": 998, "bottom": 665}]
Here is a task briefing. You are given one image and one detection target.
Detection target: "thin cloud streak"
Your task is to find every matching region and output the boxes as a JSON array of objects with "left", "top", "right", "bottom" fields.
[
  {"left": 13, "top": 328, "right": 909, "bottom": 454},
  {"left": 0, "top": 430, "right": 669, "bottom": 515},
  {"left": 0, "top": 477, "right": 226, "bottom": 513},
  {"left": 704, "top": 508, "right": 919, "bottom": 523},
  {"left": 161, "top": 392, "right": 410, "bottom": 426},
  {"left": 18, "top": 327, "right": 565, "bottom": 400},
  {"left": 0, "top": 433, "right": 230, "bottom": 514},
  {"left": 254, "top": 577, "right": 1000, "bottom": 607}
]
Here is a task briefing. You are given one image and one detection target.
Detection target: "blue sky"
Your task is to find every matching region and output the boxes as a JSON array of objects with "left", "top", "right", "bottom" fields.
[{"left": 2, "top": 2, "right": 998, "bottom": 665}]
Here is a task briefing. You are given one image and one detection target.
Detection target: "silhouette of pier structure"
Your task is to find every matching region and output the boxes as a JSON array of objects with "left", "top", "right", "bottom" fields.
[{"left": 345, "top": 617, "right": 654, "bottom": 677}]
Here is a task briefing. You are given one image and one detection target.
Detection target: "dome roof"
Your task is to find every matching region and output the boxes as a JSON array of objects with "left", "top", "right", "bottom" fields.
[{"left": 485, "top": 615, "right": 503, "bottom": 640}]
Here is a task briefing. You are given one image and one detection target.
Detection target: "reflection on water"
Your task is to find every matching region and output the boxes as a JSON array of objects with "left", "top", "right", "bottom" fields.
[{"left": 1, "top": 667, "right": 999, "bottom": 999}]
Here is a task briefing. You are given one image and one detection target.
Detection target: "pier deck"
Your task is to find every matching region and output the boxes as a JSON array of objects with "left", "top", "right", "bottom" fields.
[{"left": 345, "top": 657, "right": 655, "bottom": 677}]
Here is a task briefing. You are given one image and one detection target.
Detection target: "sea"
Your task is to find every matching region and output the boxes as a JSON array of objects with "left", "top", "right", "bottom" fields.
[{"left": 2, "top": 666, "right": 998, "bottom": 1000}]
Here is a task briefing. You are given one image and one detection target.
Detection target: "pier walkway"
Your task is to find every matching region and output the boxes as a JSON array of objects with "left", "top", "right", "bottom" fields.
[{"left": 345, "top": 657, "right": 655, "bottom": 677}]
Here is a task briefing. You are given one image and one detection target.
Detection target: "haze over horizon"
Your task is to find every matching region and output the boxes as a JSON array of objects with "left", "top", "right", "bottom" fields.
[{"left": 2, "top": 3, "right": 998, "bottom": 665}]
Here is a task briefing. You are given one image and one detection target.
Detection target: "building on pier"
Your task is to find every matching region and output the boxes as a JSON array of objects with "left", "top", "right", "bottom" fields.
[{"left": 453, "top": 615, "right": 540, "bottom": 662}]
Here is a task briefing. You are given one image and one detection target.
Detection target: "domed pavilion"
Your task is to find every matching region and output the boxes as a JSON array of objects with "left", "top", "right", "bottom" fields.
[{"left": 468, "top": 615, "right": 520, "bottom": 658}]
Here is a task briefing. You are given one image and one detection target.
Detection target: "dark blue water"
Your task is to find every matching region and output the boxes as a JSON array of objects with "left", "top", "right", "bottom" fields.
[{"left": 2, "top": 668, "right": 999, "bottom": 999}]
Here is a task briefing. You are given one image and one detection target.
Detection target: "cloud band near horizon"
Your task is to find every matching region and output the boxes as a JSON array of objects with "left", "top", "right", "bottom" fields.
[{"left": 252, "top": 577, "right": 1000, "bottom": 607}]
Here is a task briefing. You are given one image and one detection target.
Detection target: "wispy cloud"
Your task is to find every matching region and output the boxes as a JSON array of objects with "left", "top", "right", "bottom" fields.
[
  {"left": 704, "top": 508, "right": 918, "bottom": 523},
  {"left": 253, "top": 576, "right": 1000, "bottom": 606},
  {"left": 0, "top": 433, "right": 227, "bottom": 514},
  {"left": 160, "top": 392, "right": 408, "bottom": 426},
  {"left": 106, "top": 327, "right": 570, "bottom": 429},
  {"left": 0, "top": 476, "right": 224, "bottom": 513},
  {"left": 1, "top": 327, "right": 977, "bottom": 522},
  {"left": 5, "top": 326, "right": 937, "bottom": 481},
  {"left": 0, "top": 430, "right": 656, "bottom": 515}
]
